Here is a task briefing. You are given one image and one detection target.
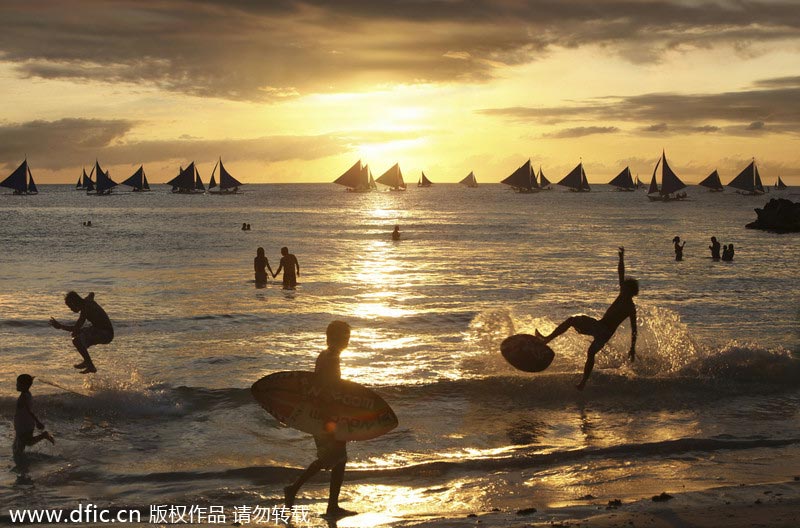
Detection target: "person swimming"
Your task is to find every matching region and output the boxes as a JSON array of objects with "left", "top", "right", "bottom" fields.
[
  {"left": 391, "top": 225, "right": 401, "bottom": 241},
  {"left": 709, "top": 236, "right": 721, "bottom": 260}
]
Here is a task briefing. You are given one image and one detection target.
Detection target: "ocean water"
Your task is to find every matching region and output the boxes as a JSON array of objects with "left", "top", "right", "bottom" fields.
[{"left": 1, "top": 184, "right": 799, "bottom": 526}]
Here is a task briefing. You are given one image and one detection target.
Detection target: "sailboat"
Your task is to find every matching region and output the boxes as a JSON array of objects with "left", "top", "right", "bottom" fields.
[
  {"left": 460, "top": 171, "right": 478, "bottom": 187},
  {"left": 76, "top": 167, "right": 95, "bottom": 190},
  {"left": 121, "top": 165, "right": 150, "bottom": 192},
  {"left": 363, "top": 164, "right": 377, "bottom": 190},
  {"left": 608, "top": 166, "right": 636, "bottom": 191},
  {"left": 698, "top": 170, "right": 724, "bottom": 192},
  {"left": 88, "top": 160, "right": 118, "bottom": 195},
  {"left": 538, "top": 167, "right": 552, "bottom": 190},
  {"left": 727, "top": 159, "right": 765, "bottom": 196},
  {"left": 647, "top": 151, "right": 688, "bottom": 201},
  {"left": 418, "top": 172, "right": 433, "bottom": 187},
  {"left": 634, "top": 175, "right": 644, "bottom": 189},
  {"left": 775, "top": 176, "right": 788, "bottom": 190},
  {"left": 558, "top": 162, "right": 591, "bottom": 192},
  {"left": 1, "top": 159, "right": 37, "bottom": 195},
  {"left": 167, "top": 162, "right": 204, "bottom": 193},
  {"left": 501, "top": 159, "right": 539, "bottom": 193},
  {"left": 208, "top": 158, "right": 244, "bottom": 194},
  {"left": 333, "top": 160, "right": 371, "bottom": 192},
  {"left": 376, "top": 163, "right": 406, "bottom": 191}
]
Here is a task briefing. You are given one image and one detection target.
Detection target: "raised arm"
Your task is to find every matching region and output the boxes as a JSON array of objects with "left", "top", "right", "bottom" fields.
[{"left": 618, "top": 246, "right": 625, "bottom": 287}]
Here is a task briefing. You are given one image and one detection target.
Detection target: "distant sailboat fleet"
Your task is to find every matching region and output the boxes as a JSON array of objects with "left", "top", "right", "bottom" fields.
[{"left": 1, "top": 153, "right": 793, "bottom": 197}]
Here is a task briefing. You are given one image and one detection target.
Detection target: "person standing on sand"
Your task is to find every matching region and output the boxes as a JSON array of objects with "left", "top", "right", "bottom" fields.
[
  {"left": 284, "top": 321, "right": 356, "bottom": 519},
  {"left": 709, "top": 236, "right": 721, "bottom": 260},
  {"left": 254, "top": 247, "right": 273, "bottom": 286},
  {"left": 273, "top": 247, "right": 300, "bottom": 290},
  {"left": 49, "top": 291, "right": 113, "bottom": 374},
  {"left": 673, "top": 236, "right": 686, "bottom": 261},
  {"left": 536, "top": 247, "right": 638, "bottom": 390}
]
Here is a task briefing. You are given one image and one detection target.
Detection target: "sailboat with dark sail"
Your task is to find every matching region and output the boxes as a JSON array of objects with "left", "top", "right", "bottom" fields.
[
  {"left": 460, "top": 171, "right": 478, "bottom": 187},
  {"left": 501, "top": 159, "right": 539, "bottom": 193},
  {"left": 647, "top": 151, "right": 687, "bottom": 201},
  {"left": 538, "top": 167, "right": 552, "bottom": 190},
  {"left": 727, "top": 159, "right": 765, "bottom": 196},
  {"left": 376, "top": 163, "right": 406, "bottom": 191},
  {"left": 558, "top": 162, "right": 591, "bottom": 192},
  {"left": 608, "top": 166, "right": 636, "bottom": 191},
  {"left": 698, "top": 170, "right": 724, "bottom": 192},
  {"left": 87, "top": 160, "right": 118, "bottom": 195},
  {"left": 75, "top": 167, "right": 95, "bottom": 190},
  {"left": 418, "top": 172, "right": 433, "bottom": 187},
  {"left": 775, "top": 176, "right": 788, "bottom": 190},
  {"left": 121, "top": 165, "right": 150, "bottom": 192},
  {"left": 333, "top": 160, "right": 371, "bottom": 192},
  {"left": 208, "top": 158, "right": 244, "bottom": 194},
  {"left": 634, "top": 175, "right": 644, "bottom": 189},
  {"left": 1, "top": 159, "right": 38, "bottom": 195},
  {"left": 167, "top": 162, "right": 205, "bottom": 193}
]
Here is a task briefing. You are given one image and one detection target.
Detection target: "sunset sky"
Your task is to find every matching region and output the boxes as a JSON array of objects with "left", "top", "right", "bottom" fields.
[{"left": 1, "top": 0, "right": 799, "bottom": 184}]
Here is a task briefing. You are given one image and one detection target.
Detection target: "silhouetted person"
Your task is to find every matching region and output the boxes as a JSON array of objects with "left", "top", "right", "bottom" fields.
[
  {"left": 242, "top": 223, "right": 247, "bottom": 231},
  {"left": 722, "top": 244, "right": 735, "bottom": 261},
  {"left": 709, "top": 236, "right": 721, "bottom": 260},
  {"left": 673, "top": 236, "right": 686, "bottom": 261},
  {"left": 391, "top": 225, "right": 401, "bottom": 241},
  {"left": 246, "top": 224, "right": 251, "bottom": 231},
  {"left": 284, "top": 321, "right": 356, "bottom": 519},
  {"left": 273, "top": 247, "right": 300, "bottom": 290},
  {"left": 536, "top": 247, "right": 638, "bottom": 390},
  {"left": 254, "top": 247, "right": 273, "bottom": 286},
  {"left": 49, "top": 291, "right": 113, "bottom": 374},
  {"left": 13, "top": 374, "right": 54, "bottom": 467}
]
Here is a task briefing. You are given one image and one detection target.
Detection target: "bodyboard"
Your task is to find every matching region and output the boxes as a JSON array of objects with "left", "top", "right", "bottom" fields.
[
  {"left": 251, "top": 371, "right": 398, "bottom": 441},
  {"left": 500, "top": 334, "right": 555, "bottom": 372}
]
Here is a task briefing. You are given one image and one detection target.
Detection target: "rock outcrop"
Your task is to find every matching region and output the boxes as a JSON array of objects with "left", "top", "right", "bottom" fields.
[{"left": 745, "top": 198, "right": 800, "bottom": 232}]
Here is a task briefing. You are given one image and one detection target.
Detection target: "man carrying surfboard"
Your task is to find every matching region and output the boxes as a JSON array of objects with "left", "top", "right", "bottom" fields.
[
  {"left": 49, "top": 291, "right": 114, "bottom": 374},
  {"left": 536, "top": 247, "right": 637, "bottom": 390},
  {"left": 283, "top": 320, "right": 356, "bottom": 519}
]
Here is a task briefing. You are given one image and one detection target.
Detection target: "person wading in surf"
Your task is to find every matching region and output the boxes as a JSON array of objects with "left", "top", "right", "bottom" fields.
[
  {"left": 536, "top": 247, "right": 638, "bottom": 390},
  {"left": 273, "top": 247, "right": 300, "bottom": 290},
  {"left": 49, "top": 291, "right": 114, "bottom": 374},
  {"left": 284, "top": 321, "right": 356, "bottom": 519}
]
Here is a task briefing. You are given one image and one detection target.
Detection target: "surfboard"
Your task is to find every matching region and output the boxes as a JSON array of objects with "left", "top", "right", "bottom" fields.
[
  {"left": 251, "top": 371, "right": 398, "bottom": 441},
  {"left": 500, "top": 334, "right": 555, "bottom": 372}
]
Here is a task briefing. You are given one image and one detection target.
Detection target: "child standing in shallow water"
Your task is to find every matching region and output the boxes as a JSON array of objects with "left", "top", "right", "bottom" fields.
[{"left": 13, "top": 374, "right": 54, "bottom": 461}]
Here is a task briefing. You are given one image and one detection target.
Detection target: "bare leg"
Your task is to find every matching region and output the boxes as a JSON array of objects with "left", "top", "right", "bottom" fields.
[
  {"left": 72, "top": 336, "right": 96, "bottom": 373},
  {"left": 576, "top": 339, "right": 605, "bottom": 390},
  {"left": 326, "top": 460, "right": 356, "bottom": 516},
  {"left": 537, "top": 316, "right": 578, "bottom": 343},
  {"left": 284, "top": 459, "right": 323, "bottom": 508}
]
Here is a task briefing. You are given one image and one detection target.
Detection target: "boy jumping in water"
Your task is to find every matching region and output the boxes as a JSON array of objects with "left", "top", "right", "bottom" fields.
[
  {"left": 537, "top": 247, "right": 638, "bottom": 390},
  {"left": 284, "top": 321, "right": 356, "bottom": 519},
  {"left": 13, "top": 374, "right": 55, "bottom": 464},
  {"left": 49, "top": 291, "right": 114, "bottom": 374}
]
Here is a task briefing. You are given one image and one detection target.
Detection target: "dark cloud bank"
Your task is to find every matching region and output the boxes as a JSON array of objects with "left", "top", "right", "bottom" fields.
[{"left": 1, "top": 0, "right": 799, "bottom": 101}]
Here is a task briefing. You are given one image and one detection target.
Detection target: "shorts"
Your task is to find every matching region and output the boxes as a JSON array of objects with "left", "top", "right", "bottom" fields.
[
  {"left": 13, "top": 430, "right": 34, "bottom": 455},
  {"left": 283, "top": 273, "right": 297, "bottom": 289},
  {"left": 77, "top": 326, "right": 113, "bottom": 348},
  {"left": 314, "top": 435, "right": 347, "bottom": 469},
  {"left": 571, "top": 315, "right": 614, "bottom": 344}
]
